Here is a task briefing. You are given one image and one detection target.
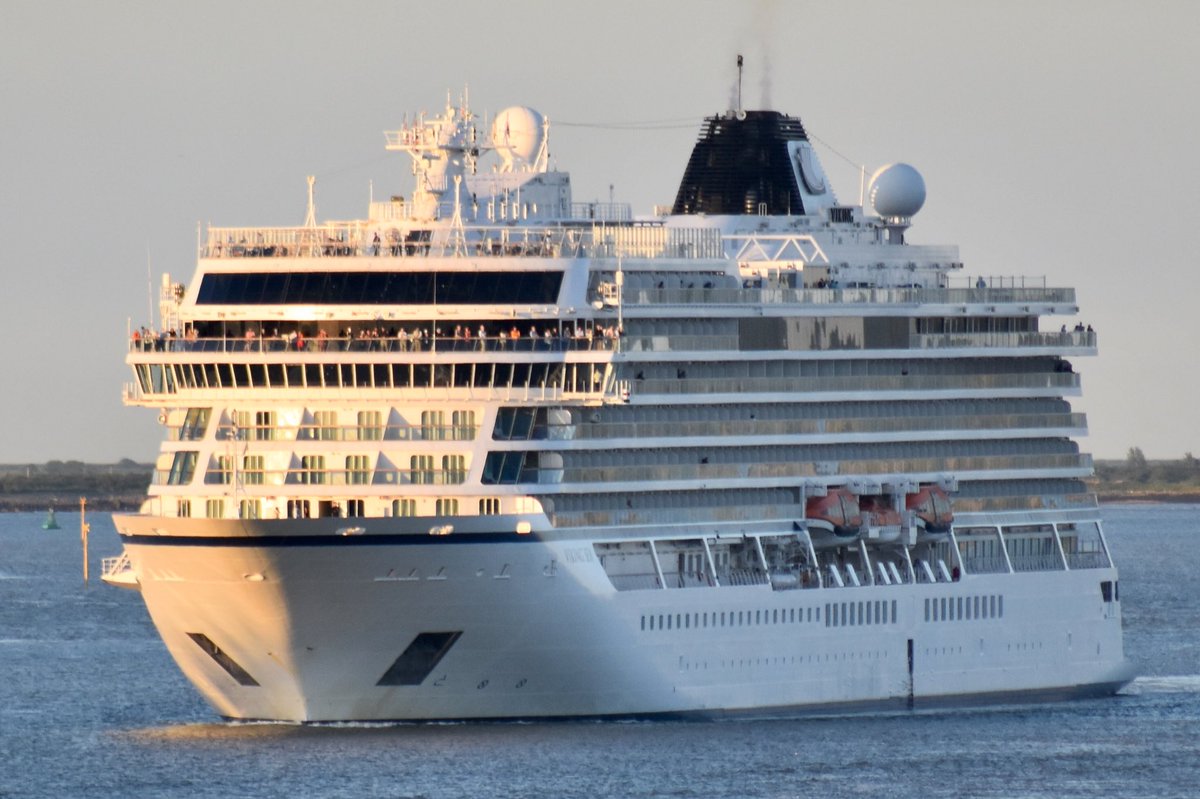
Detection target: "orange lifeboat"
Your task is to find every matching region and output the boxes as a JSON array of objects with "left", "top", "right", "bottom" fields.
[
  {"left": 906, "top": 484, "right": 954, "bottom": 533},
  {"left": 805, "top": 489, "right": 862, "bottom": 538}
]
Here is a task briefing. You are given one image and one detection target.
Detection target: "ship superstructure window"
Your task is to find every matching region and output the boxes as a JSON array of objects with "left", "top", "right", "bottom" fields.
[
  {"left": 253, "top": 411, "right": 275, "bottom": 441},
  {"left": 421, "top": 410, "right": 446, "bottom": 441},
  {"left": 442, "top": 455, "right": 466, "bottom": 484},
  {"left": 357, "top": 411, "right": 382, "bottom": 441},
  {"left": 180, "top": 408, "right": 210, "bottom": 441},
  {"left": 452, "top": 410, "right": 477, "bottom": 440},
  {"left": 242, "top": 455, "right": 265, "bottom": 485},
  {"left": 206, "top": 498, "right": 224, "bottom": 518},
  {"left": 410, "top": 455, "right": 434, "bottom": 484},
  {"left": 177, "top": 499, "right": 191, "bottom": 518},
  {"left": 346, "top": 499, "right": 365, "bottom": 517},
  {"left": 392, "top": 498, "right": 416, "bottom": 517},
  {"left": 239, "top": 499, "right": 261, "bottom": 519},
  {"left": 346, "top": 455, "right": 372, "bottom": 484},
  {"left": 211, "top": 454, "right": 233, "bottom": 485},
  {"left": 167, "top": 451, "right": 198, "bottom": 485},
  {"left": 925, "top": 595, "right": 1003, "bottom": 622},
  {"left": 479, "top": 497, "right": 501, "bottom": 515},
  {"left": 136, "top": 360, "right": 579, "bottom": 395},
  {"left": 493, "top": 407, "right": 538, "bottom": 440},
  {"left": 299, "top": 455, "right": 326, "bottom": 484},
  {"left": 482, "top": 451, "right": 533, "bottom": 484},
  {"left": 307, "top": 410, "right": 338, "bottom": 441},
  {"left": 196, "top": 270, "right": 564, "bottom": 306},
  {"left": 436, "top": 498, "right": 459, "bottom": 515}
]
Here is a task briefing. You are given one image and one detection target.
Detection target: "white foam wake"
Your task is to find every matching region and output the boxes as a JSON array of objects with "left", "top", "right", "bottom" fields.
[{"left": 1123, "top": 675, "right": 1200, "bottom": 694}]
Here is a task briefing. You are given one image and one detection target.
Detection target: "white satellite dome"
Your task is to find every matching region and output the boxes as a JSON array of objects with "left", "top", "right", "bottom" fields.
[
  {"left": 492, "top": 106, "right": 545, "bottom": 168},
  {"left": 868, "top": 163, "right": 926, "bottom": 218}
]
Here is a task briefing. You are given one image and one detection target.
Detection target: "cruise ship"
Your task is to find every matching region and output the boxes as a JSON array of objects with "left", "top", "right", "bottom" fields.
[{"left": 107, "top": 89, "right": 1134, "bottom": 721}]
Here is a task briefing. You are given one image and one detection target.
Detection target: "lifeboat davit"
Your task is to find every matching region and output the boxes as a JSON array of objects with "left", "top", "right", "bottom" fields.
[
  {"left": 805, "top": 489, "right": 862, "bottom": 538},
  {"left": 906, "top": 484, "right": 954, "bottom": 533},
  {"left": 860, "top": 495, "right": 904, "bottom": 542}
]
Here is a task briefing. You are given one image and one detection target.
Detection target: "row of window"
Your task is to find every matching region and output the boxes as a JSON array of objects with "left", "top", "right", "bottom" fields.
[
  {"left": 168, "top": 451, "right": 472, "bottom": 486},
  {"left": 642, "top": 604, "right": 837, "bottom": 632},
  {"left": 636, "top": 596, "right": 998, "bottom": 635},
  {"left": 135, "top": 361, "right": 605, "bottom": 395},
  {"left": 180, "top": 408, "right": 480, "bottom": 443},
  {"left": 824, "top": 599, "right": 899, "bottom": 628},
  {"left": 924, "top": 594, "right": 1003, "bottom": 622},
  {"left": 176, "top": 496, "right": 503, "bottom": 519},
  {"left": 195, "top": 270, "right": 565, "bottom": 306}
]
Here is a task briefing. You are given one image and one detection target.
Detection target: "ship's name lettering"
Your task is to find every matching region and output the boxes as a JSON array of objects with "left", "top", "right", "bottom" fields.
[{"left": 563, "top": 547, "right": 595, "bottom": 564}]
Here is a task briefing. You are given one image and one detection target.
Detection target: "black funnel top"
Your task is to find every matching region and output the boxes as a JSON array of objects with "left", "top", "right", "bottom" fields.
[{"left": 671, "top": 111, "right": 808, "bottom": 216}]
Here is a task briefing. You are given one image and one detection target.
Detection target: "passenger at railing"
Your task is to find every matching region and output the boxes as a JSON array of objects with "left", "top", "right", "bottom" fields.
[
  {"left": 244, "top": 328, "right": 257, "bottom": 352},
  {"left": 316, "top": 329, "right": 329, "bottom": 351},
  {"left": 372, "top": 232, "right": 381, "bottom": 256}
]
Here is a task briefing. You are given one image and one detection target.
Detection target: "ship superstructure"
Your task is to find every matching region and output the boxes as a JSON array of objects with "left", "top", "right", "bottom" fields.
[{"left": 109, "top": 93, "right": 1133, "bottom": 721}]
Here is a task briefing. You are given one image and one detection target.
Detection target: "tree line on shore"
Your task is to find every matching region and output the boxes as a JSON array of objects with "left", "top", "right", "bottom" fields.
[
  {"left": 1091, "top": 448, "right": 1200, "bottom": 492},
  {"left": 0, "top": 460, "right": 150, "bottom": 500}
]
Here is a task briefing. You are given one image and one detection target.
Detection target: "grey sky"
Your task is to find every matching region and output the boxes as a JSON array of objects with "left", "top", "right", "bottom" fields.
[{"left": 1, "top": 0, "right": 1195, "bottom": 462}]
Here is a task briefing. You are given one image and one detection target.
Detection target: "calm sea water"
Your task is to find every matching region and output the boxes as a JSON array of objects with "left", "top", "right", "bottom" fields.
[{"left": 1, "top": 505, "right": 1197, "bottom": 798}]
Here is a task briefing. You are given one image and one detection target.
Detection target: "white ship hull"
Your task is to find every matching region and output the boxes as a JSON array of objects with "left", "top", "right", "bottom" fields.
[
  {"left": 118, "top": 517, "right": 1132, "bottom": 721},
  {"left": 114, "top": 90, "right": 1132, "bottom": 721}
]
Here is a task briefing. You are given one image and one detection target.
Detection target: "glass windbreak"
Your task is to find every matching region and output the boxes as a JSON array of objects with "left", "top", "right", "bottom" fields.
[{"left": 196, "top": 271, "right": 564, "bottom": 305}]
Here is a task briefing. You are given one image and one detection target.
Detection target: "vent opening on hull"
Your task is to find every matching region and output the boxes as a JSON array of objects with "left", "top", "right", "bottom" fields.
[
  {"left": 377, "top": 631, "right": 463, "bottom": 686},
  {"left": 186, "top": 632, "right": 260, "bottom": 686}
]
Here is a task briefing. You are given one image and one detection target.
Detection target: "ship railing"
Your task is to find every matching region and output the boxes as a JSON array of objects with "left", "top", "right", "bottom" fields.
[
  {"left": 620, "top": 334, "right": 741, "bottom": 353},
  {"left": 607, "top": 573, "right": 663, "bottom": 591},
  {"left": 541, "top": 453, "right": 1091, "bottom": 485},
  {"left": 1065, "top": 551, "right": 1112, "bottom": 570},
  {"left": 634, "top": 372, "right": 1082, "bottom": 397},
  {"left": 950, "top": 275, "right": 1048, "bottom": 290},
  {"left": 959, "top": 556, "right": 1010, "bottom": 575},
  {"left": 573, "top": 412, "right": 1088, "bottom": 441},
  {"left": 614, "top": 285, "right": 1076, "bottom": 307},
  {"left": 128, "top": 332, "right": 621, "bottom": 355},
  {"left": 655, "top": 571, "right": 709, "bottom": 589},
  {"left": 551, "top": 503, "right": 808, "bottom": 529},
  {"left": 207, "top": 423, "right": 480, "bottom": 443},
  {"left": 909, "top": 331, "right": 1095, "bottom": 350},
  {"left": 1007, "top": 554, "right": 1066, "bottom": 573},
  {"left": 717, "top": 568, "right": 769, "bottom": 587},
  {"left": 951, "top": 493, "right": 1098, "bottom": 513},
  {"left": 154, "top": 467, "right": 470, "bottom": 487},
  {"left": 201, "top": 223, "right": 722, "bottom": 261},
  {"left": 100, "top": 552, "right": 131, "bottom": 579}
]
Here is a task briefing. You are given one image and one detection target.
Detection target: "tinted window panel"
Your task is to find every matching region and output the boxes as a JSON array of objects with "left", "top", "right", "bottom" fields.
[{"left": 196, "top": 271, "right": 564, "bottom": 305}]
